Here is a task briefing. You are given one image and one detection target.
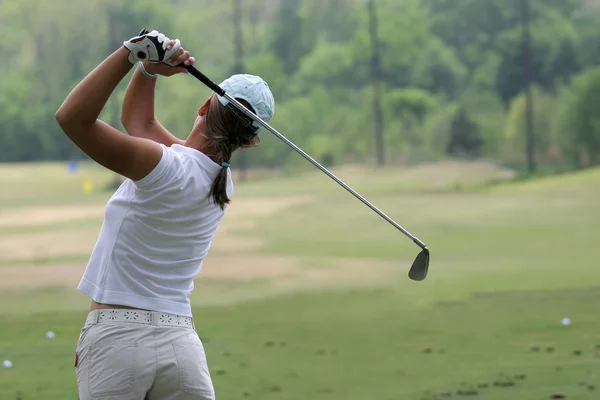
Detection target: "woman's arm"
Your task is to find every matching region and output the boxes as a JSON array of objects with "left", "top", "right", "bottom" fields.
[
  {"left": 56, "top": 46, "right": 163, "bottom": 181},
  {"left": 56, "top": 31, "right": 192, "bottom": 181},
  {"left": 121, "top": 59, "right": 187, "bottom": 147}
]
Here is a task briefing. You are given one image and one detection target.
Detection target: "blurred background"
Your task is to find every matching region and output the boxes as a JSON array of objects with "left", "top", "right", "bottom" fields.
[{"left": 1, "top": 0, "right": 599, "bottom": 399}]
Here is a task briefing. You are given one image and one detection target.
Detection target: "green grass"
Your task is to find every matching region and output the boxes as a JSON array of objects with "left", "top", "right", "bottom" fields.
[
  {"left": 0, "top": 161, "right": 114, "bottom": 208},
  {"left": 0, "top": 217, "right": 103, "bottom": 236},
  {"left": 1, "top": 288, "right": 599, "bottom": 399},
  {"left": 0, "top": 161, "right": 599, "bottom": 399}
]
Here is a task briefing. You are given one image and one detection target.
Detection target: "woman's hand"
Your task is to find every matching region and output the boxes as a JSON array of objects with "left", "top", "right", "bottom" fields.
[{"left": 144, "top": 40, "right": 196, "bottom": 77}]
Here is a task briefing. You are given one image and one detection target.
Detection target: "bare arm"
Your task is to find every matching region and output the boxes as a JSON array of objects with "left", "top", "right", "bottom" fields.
[
  {"left": 121, "top": 64, "right": 185, "bottom": 147},
  {"left": 56, "top": 47, "right": 163, "bottom": 182},
  {"left": 56, "top": 48, "right": 162, "bottom": 180},
  {"left": 121, "top": 42, "right": 194, "bottom": 147}
]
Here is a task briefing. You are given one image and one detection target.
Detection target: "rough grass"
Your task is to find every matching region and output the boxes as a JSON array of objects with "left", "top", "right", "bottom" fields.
[{"left": 0, "top": 160, "right": 599, "bottom": 399}]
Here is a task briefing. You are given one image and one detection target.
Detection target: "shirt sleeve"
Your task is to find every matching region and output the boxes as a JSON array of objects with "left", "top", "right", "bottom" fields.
[{"left": 132, "top": 144, "right": 179, "bottom": 190}]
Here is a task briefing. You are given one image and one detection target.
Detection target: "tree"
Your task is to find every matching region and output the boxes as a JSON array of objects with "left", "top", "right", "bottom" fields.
[
  {"left": 494, "top": 7, "right": 581, "bottom": 106},
  {"left": 1, "top": 0, "right": 598, "bottom": 172},
  {"left": 561, "top": 67, "right": 600, "bottom": 167},
  {"left": 503, "top": 85, "right": 562, "bottom": 169},
  {"left": 409, "top": 36, "right": 467, "bottom": 99},
  {"left": 521, "top": 0, "right": 536, "bottom": 173},
  {"left": 368, "top": 0, "right": 385, "bottom": 166},
  {"left": 299, "top": 0, "right": 359, "bottom": 43},
  {"left": 270, "top": 0, "right": 314, "bottom": 75},
  {"left": 446, "top": 107, "right": 483, "bottom": 158}
]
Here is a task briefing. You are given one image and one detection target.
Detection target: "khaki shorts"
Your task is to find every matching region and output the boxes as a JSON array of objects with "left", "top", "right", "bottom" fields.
[{"left": 75, "top": 309, "right": 215, "bottom": 400}]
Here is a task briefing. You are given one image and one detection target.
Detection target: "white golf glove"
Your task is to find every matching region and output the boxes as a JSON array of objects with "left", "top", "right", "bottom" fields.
[{"left": 123, "top": 29, "right": 181, "bottom": 66}]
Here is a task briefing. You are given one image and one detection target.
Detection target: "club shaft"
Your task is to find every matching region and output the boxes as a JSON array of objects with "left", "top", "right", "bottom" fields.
[{"left": 223, "top": 93, "right": 427, "bottom": 249}]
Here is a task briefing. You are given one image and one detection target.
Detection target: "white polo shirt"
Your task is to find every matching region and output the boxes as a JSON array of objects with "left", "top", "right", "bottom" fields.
[{"left": 77, "top": 144, "right": 233, "bottom": 317}]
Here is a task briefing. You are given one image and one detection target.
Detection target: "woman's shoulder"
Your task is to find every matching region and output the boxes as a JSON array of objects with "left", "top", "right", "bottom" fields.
[{"left": 169, "top": 144, "right": 222, "bottom": 176}]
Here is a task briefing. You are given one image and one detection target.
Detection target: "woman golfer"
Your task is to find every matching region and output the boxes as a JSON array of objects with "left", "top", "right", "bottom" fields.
[{"left": 56, "top": 29, "right": 275, "bottom": 400}]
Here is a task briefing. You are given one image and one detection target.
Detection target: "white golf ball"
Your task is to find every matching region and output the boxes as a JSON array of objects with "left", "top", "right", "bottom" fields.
[
  {"left": 46, "top": 331, "right": 55, "bottom": 340},
  {"left": 3, "top": 360, "right": 12, "bottom": 368},
  {"left": 561, "top": 317, "right": 571, "bottom": 326}
]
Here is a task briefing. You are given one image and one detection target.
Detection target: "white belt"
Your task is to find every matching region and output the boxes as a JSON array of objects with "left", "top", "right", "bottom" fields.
[{"left": 86, "top": 309, "right": 194, "bottom": 328}]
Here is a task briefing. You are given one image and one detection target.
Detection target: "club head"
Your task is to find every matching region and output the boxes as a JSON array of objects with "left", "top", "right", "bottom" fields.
[{"left": 408, "top": 248, "right": 430, "bottom": 281}]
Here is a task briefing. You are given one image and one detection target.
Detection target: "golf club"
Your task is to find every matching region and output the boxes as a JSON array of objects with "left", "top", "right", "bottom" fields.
[
  {"left": 140, "top": 29, "right": 430, "bottom": 281},
  {"left": 187, "top": 64, "right": 429, "bottom": 281}
]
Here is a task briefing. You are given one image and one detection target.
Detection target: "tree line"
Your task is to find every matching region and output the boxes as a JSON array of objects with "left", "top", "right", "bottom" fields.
[{"left": 1, "top": 0, "right": 600, "bottom": 174}]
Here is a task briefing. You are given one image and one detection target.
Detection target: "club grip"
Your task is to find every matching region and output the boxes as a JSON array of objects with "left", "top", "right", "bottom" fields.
[
  {"left": 184, "top": 65, "right": 225, "bottom": 96},
  {"left": 136, "top": 29, "right": 225, "bottom": 96}
]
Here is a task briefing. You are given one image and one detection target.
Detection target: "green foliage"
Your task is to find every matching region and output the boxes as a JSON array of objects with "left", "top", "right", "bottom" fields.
[
  {"left": 494, "top": 8, "right": 581, "bottom": 106},
  {"left": 384, "top": 88, "right": 439, "bottom": 121},
  {"left": 289, "top": 39, "right": 361, "bottom": 96},
  {"left": 460, "top": 89, "right": 507, "bottom": 157},
  {"left": 0, "top": 0, "right": 597, "bottom": 174},
  {"left": 421, "top": 101, "right": 459, "bottom": 158},
  {"left": 446, "top": 106, "right": 483, "bottom": 158},
  {"left": 502, "top": 85, "right": 566, "bottom": 170},
  {"left": 357, "top": 0, "right": 432, "bottom": 89},
  {"left": 560, "top": 67, "right": 600, "bottom": 167},
  {"left": 246, "top": 52, "right": 287, "bottom": 100},
  {"left": 426, "top": 0, "right": 521, "bottom": 72},
  {"left": 270, "top": 0, "right": 314, "bottom": 75},
  {"left": 410, "top": 36, "right": 467, "bottom": 99},
  {"left": 298, "top": 0, "right": 359, "bottom": 43}
]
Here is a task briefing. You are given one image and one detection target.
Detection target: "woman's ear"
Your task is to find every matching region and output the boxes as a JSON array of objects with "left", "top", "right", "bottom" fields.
[{"left": 198, "top": 97, "right": 211, "bottom": 116}]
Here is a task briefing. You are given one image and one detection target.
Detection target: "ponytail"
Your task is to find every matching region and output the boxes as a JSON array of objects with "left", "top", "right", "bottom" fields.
[
  {"left": 204, "top": 95, "right": 258, "bottom": 210},
  {"left": 209, "top": 163, "right": 231, "bottom": 210}
]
